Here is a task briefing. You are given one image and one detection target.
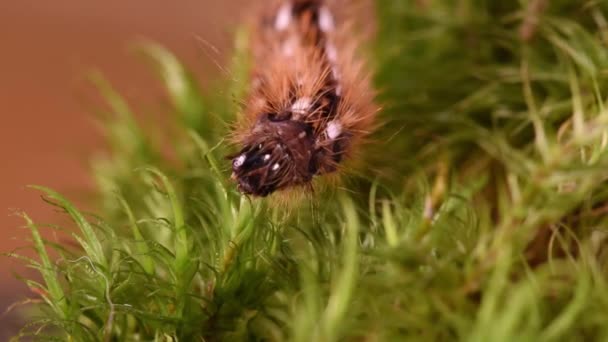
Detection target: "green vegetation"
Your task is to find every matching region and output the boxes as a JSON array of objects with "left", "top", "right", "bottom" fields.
[{"left": 9, "top": 1, "right": 608, "bottom": 340}]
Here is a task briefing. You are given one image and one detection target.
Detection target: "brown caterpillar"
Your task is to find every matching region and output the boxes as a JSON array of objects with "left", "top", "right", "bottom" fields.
[{"left": 230, "top": 0, "right": 376, "bottom": 197}]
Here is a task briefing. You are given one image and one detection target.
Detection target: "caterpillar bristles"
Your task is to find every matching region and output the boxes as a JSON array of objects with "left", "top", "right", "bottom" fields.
[{"left": 229, "top": 0, "right": 377, "bottom": 197}]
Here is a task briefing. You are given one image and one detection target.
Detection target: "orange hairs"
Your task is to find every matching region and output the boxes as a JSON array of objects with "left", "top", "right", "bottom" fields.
[{"left": 230, "top": 0, "right": 377, "bottom": 197}]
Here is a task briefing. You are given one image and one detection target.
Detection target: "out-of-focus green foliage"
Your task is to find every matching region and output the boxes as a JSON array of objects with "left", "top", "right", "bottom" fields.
[{"left": 10, "top": 1, "right": 608, "bottom": 341}]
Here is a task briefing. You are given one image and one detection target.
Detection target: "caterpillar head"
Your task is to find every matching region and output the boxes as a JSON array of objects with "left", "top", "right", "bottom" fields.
[{"left": 231, "top": 114, "right": 317, "bottom": 197}]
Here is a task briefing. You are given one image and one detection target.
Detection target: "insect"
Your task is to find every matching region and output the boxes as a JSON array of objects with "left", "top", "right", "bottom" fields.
[{"left": 230, "top": 0, "right": 376, "bottom": 197}]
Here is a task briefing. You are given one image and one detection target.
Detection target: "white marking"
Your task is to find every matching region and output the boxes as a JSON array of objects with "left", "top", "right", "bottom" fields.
[
  {"left": 263, "top": 154, "right": 271, "bottom": 161},
  {"left": 272, "top": 163, "right": 280, "bottom": 171},
  {"left": 332, "top": 67, "right": 341, "bottom": 81},
  {"left": 282, "top": 37, "right": 297, "bottom": 57},
  {"left": 326, "top": 121, "right": 342, "bottom": 140},
  {"left": 291, "top": 97, "right": 311, "bottom": 114},
  {"left": 332, "top": 67, "right": 342, "bottom": 95},
  {"left": 275, "top": 3, "right": 292, "bottom": 31},
  {"left": 319, "top": 6, "right": 335, "bottom": 33},
  {"left": 233, "top": 155, "right": 246, "bottom": 168},
  {"left": 326, "top": 43, "right": 338, "bottom": 62},
  {"left": 298, "top": 131, "right": 307, "bottom": 139}
]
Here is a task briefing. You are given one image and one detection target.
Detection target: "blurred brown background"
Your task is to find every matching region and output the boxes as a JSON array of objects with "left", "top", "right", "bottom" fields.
[{"left": 0, "top": 1, "right": 241, "bottom": 337}]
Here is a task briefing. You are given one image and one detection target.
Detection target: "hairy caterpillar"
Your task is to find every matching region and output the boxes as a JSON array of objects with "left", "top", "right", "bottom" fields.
[{"left": 230, "top": 0, "right": 376, "bottom": 197}]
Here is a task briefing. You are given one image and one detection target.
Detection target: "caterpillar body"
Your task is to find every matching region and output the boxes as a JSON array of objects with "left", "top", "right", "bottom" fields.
[{"left": 230, "top": 0, "right": 376, "bottom": 197}]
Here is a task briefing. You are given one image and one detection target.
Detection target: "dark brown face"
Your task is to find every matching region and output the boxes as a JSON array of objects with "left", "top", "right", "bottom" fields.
[{"left": 231, "top": 114, "right": 317, "bottom": 197}]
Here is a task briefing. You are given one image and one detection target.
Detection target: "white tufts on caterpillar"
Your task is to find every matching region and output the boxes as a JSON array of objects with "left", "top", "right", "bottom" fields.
[
  {"left": 326, "top": 121, "right": 342, "bottom": 140},
  {"left": 318, "top": 6, "right": 336, "bottom": 32},
  {"left": 230, "top": 0, "right": 377, "bottom": 197},
  {"left": 275, "top": 3, "right": 293, "bottom": 31}
]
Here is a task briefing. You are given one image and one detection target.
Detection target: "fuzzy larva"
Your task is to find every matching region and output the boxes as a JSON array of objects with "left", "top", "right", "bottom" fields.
[{"left": 230, "top": 0, "right": 376, "bottom": 197}]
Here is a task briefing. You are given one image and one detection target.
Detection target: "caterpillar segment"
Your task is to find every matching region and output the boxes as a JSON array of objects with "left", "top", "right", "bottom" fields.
[{"left": 230, "top": 0, "right": 376, "bottom": 197}]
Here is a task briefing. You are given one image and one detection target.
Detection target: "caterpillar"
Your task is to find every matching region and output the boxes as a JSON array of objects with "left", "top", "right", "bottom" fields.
[{"left": 230, "top": 0, "right": 376, "bottom": 197}]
